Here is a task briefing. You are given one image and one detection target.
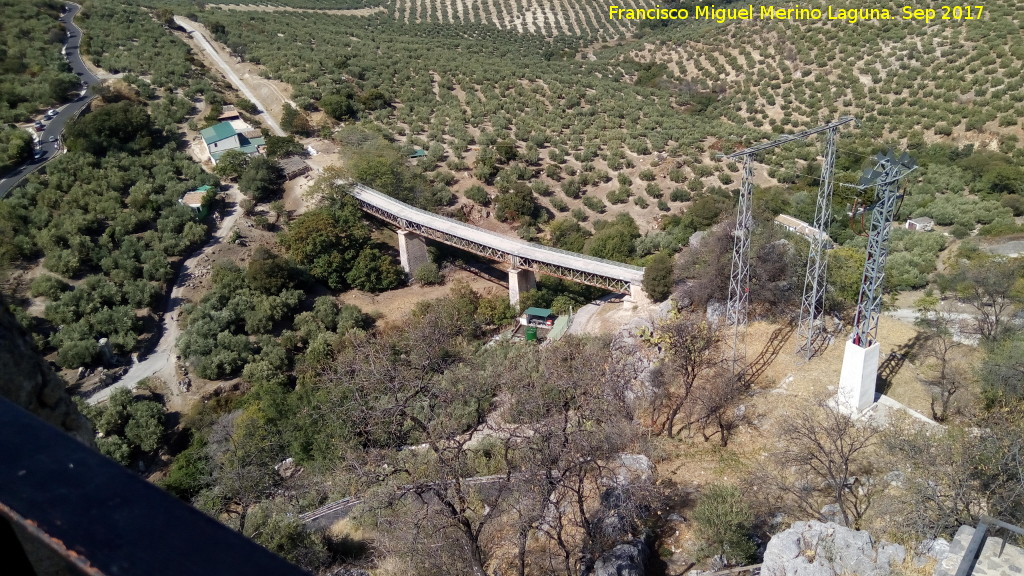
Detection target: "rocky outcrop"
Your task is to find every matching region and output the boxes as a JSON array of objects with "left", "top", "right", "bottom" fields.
[
  {"left": 0, "top": 295, "right": 94, "bottom": 446},
  {"left": 761, "top": 521, "right": 906, "bottom": 576},
  {"left": 592, "top": 541, "right": 648, "bottom": 576}
]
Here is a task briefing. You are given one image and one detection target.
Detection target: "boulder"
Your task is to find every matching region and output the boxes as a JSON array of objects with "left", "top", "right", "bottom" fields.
[
  {"left": 609, "top": 453, "right": 655, "bottom": 487},
  {"left": 761, "top": 521, "right": 906, "bottom": 576},
  {"left": 591, "top": 540, "right": 647, "bottom": 576},
  {"left": 914, "top": 537, "right": 950, "bottom": 567}
]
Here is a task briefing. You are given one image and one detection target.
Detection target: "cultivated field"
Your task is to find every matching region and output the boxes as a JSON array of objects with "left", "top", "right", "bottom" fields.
[{"left": 390, "top": 0, "right": 633, "bottom": 37}]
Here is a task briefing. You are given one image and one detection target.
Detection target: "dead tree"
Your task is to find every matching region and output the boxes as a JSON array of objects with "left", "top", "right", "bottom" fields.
[
  {"left": 754, "top": 398, "right": 880, "bottom": 528},
  {"left": 650, "top": 316, "right": 728, "bottom": 438}
]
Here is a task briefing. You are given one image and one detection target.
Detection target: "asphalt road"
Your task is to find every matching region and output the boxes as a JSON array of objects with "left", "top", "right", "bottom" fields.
[{"left": 0, "top": 2, "right": 99, "bottom": 199}]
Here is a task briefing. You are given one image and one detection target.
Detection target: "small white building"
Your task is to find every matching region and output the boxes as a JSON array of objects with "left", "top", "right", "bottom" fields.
[
  {"left": 906, "top": 217, "right": 935, "bottom": 231},
  {"left": 774, "top": 214, "right": 831, "bottom": 245}
]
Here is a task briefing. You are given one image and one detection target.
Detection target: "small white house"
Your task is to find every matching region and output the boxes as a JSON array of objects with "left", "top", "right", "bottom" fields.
[{"left": 906, "top": 217, "right": 935, "bottom": 231}]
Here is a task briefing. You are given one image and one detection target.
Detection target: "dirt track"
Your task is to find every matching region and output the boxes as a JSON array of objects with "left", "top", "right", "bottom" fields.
[
  {"left": 89, "top": 187, "right": 247, "bottom": 410},
  {"left": 173, "top": 15, "right": 289, "bottom": 136}
]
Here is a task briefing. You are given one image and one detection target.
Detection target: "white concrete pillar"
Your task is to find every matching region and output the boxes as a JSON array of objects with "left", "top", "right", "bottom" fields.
[
  {"left": 398, "top": 230, "right": 429, "bottom": 275},
  {"left": 508, "top": 268, "right": 537, "bottom": 306},
  {"left": 627, "top": 283, "right": 652, "bottom": 309},
  {"left": 837, "top": 340, "right": 880, "bottom": 415}
]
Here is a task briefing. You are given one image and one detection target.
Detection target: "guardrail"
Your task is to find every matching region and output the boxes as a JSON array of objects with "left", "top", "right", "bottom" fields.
[{"left": 0, "top": 397, "right": 311, "bottom": 576}]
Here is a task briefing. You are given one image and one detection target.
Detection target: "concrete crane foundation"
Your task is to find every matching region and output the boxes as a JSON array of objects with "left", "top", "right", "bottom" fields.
[{"left": 836, "top": 340, "right": 879, "bottom": 415}]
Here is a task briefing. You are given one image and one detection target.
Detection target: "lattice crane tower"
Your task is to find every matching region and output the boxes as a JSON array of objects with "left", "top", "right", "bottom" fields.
[
  {"left": 836, "top": 150, "right": 917, "bottom": 415},
  {"left": 722, "top": 117, "right": 856, "bottom": 368},
  {"left": 796, "top": 117, "right": 856, "bottom": 358}
]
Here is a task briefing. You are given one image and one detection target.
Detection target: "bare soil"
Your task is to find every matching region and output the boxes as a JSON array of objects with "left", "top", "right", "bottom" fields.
[{"left": 339, "top": 268, "right": 507, "bottom": 328}]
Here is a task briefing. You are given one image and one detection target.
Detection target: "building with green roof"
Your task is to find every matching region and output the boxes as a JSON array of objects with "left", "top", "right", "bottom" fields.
[{"left": 200, "top": 122, "right": 266, "bottom": 164}]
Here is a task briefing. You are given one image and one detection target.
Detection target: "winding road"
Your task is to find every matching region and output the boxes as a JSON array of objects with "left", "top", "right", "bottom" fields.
[{"left": 0, "top": 3, "right": 99, "bottom": 199}]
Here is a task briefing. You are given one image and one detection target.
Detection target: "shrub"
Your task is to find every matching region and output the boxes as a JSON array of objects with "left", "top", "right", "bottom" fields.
[
  {"left": 465, "top": 185, "right": 490, "bottom": 206},
  {"left": 414, "top": 262, "right": 443, "bottom": 285},
  {"left": 433, "top": 169, "right": 457, "bottom": 186},
  {"left": 476, "top": 295, "right": 516, "bottom": 326},
  {"left": 235, "top": 98, "right": 258, "bottom": 114},
  {"left": 693, "top": 484, "right": 755, "bottom": 564},
  {"left": 56, "top": 339, "right": 99, "bottom": 369},
  {"left": 643, "top": 251, "right": 674, "bottom": 302},
  {"left": 582, "top": 196, "right": 606, "bottom": 213},
  {"left": 495, "top": 184, "right": 537, "bottom": 223},
  {"left": 346, "top": 248, "right": 404, "bottom": 293},
  {"left": 671, "top": 187, "right": 692, "bottom": 202},
  {"left": 30, "top": 275, "right": 72, "bottom": 300}
]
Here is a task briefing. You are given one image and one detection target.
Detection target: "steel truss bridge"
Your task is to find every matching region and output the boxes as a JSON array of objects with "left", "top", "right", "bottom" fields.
[{"left": 347, "top": 183, "right": 646, "bottom": 293}]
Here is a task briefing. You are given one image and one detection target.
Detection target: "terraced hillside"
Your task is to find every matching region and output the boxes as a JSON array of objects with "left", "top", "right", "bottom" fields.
[
  {"left": 151, "top": 0, "right": 1024, "bottom": 261},
  {"left": 390, "top": 0, "right": 633, "bottom": 38},
  {"left": 626, "top": 0, "right": 1022, "bottom": 144}
]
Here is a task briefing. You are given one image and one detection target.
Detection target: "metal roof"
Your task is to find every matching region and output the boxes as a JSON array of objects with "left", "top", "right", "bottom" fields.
[
  {"left": 524, "top": 307, "right": 553, "bottom": 317},
  {"left": 200, "top": 121, "right": 237, "bottom": 145}
]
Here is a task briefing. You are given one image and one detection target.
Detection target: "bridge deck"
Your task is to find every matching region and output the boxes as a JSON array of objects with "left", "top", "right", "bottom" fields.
[{"left": 348, "top": 184, "right": 645, "bottom": 290}]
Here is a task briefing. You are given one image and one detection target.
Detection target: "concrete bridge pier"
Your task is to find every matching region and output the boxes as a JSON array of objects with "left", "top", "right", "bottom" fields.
[
  {"left": 398, "top": 230, "right": 429, "bottom": 275},
  {"left": 627, "top": 283, "right": 652, "bottom": 309},
  {"left": 508, "top": 268, "right": 537, "bottom": 306}
]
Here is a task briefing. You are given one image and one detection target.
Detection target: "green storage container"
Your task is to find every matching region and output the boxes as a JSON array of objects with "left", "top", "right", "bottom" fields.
[{"left": 525, "top": 325, "right": 538, "bottom": 341}]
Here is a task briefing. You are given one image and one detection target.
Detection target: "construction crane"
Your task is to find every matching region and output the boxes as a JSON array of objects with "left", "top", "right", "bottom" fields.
[
  {"left": 721, "top": 117, "right": 855, "bottom": 368},
  {"left": 836, "top": 150, "right": 917, "bottom": 414},
  {"left": 796, "top": 117, "right": 857, "bottom": 358}
]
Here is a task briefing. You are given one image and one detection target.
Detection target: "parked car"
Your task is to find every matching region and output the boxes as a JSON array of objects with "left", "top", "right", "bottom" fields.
[
  {"left": 33, "top": 151, "right": 46, "bottom": 160},
  {"left": 48, "top": 136, "right": 57, "bottom": 142}
]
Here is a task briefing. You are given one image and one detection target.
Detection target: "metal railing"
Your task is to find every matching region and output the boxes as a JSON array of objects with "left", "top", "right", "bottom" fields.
[{"left": 0, "top": 397, "right": 310, "bottom": 576}]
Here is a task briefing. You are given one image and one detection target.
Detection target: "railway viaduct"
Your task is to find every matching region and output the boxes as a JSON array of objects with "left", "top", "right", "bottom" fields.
[{"left": 346, "top": 183, "right": 648, "bottom": 306}]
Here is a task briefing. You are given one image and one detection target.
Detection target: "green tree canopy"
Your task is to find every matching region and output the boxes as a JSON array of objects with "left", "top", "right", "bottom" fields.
[
  {"left": 239, "top": 155, "right": 285, "bottom": 202},
  {"left": 643, "top": 251, "right": 674, "bottom": 302},
  {"left": 279, "top": 200, "right": 370, "bottom": 290},
  {"left": 65, "top": 101, "right": 156, "bottom": 155},
  {"left": 345, "top": 247, "right": 404, "bottom": 293}
]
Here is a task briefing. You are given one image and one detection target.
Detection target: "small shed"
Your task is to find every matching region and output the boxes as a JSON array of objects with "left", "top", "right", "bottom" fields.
[
  {"left": 521, "top": 307, "right": 556, "bottom": 327},
  {"left": 277, "top": 156, "right": 311, "bottom": 180},
  {"left": 218, "top": 105, "right": 240, "bottom": 121},
  {"left": 179, "top": 185, "right": 214, "bottom": 219},
  {"left": 906, "top": 217, "right": 935, "bottom": 231},
  {"left": 409, "top": 148, "right": 427, "bottom": 159}
]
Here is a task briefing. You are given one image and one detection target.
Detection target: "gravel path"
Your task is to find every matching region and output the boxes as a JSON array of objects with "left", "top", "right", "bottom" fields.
[
  {"left": 173, "top": 16, "right": 286, "bottom": 137},
  {"left": 89, "top": 187, "right": 245, "bottom": 405}
]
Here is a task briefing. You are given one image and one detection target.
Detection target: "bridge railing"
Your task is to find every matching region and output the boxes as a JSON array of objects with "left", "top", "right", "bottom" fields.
[{"left": 349, "top": 183, "right": 644, "bottom": 275}]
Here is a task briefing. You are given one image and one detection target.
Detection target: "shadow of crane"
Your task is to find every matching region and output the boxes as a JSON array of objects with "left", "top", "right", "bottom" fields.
[
  {"left": 875, "top": 333, "right": 928, "bottom": 396},
  {"left": 739, "top": 320, "right": 797, "bottom": 386}
]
